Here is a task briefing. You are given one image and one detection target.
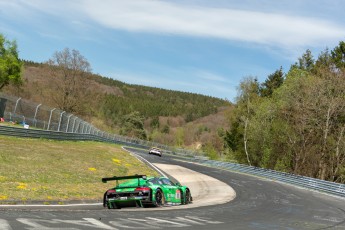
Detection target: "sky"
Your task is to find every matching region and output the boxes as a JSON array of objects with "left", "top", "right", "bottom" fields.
[{"left": 0, "top": 0, "right": 344, "bottom": 102}]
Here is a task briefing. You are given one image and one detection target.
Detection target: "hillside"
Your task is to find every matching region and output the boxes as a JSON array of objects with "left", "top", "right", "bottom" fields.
[
  {"left": 3, "top": 61, "right": 232, "bottom": 156},
  {"left": 0, "top": 136, "right": 158, "bottom": 203}
]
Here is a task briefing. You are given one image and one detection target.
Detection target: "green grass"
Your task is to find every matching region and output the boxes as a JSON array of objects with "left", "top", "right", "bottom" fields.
[{"left": 0, "top": 135, "right": 159, "bottom": 204}]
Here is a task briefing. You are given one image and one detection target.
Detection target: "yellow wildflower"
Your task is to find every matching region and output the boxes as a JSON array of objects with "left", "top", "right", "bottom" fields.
[
  {"left": 17, "top": 183, "right": 27, "bottom": 190},
  {"left": 112, "top": 158, "right": 121, "bottom": 164}
]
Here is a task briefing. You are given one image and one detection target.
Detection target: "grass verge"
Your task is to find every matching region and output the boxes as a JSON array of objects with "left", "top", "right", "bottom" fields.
[{"left": 0, "top": 135, "right": 159, "bottom": 204}]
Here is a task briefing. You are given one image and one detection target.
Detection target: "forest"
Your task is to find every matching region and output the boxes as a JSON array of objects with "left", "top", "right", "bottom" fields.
[{"left": 224, "top": 42, "right": 345, "bottom": 183}]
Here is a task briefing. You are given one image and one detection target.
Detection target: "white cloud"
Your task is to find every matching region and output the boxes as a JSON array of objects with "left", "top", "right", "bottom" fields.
[
  {"left": 4, "top": 0, "right": 344, "bottom": 49},
  {"left": 80, "top": 0, "right": 345, "bottom": 48},
  {"left": 195, "top": 70, "right": 230, "bottom": 83}
]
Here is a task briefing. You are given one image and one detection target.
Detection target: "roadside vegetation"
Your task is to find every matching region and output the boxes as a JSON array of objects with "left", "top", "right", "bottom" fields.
[
  {"left": 225, "top": 42, "right": 345, "bottom": 183},
  {"left": 0, "top": 135, "right": 159, "bottom": 204},
  {"left": 1, "top": 31, "right": 344, "bottom": 184}
]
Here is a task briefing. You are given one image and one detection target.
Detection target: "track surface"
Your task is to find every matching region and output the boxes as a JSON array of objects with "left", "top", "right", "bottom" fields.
[{"left": 1, "top": 147, "right": 345, "bottom": 229}]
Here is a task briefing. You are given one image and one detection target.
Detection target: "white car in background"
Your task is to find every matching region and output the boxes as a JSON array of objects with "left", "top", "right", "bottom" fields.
[{"left": 149, "top": 147, "right": 162, "bottom": 157}]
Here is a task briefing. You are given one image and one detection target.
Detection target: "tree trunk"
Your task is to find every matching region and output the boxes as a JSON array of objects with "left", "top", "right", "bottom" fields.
[{"left": 243, "top": 117, "right": 251, "bottom": 166}]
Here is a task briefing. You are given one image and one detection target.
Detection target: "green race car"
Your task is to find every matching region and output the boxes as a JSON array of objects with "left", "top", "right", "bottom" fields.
[{"left": 102, "top": 174, "right": 192, "bottom": 209}]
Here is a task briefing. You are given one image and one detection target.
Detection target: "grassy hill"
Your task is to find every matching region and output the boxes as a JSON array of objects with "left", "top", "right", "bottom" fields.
[
  {"left": 0, "top": 135, "right": 158, "bottom": 204},
  {"left": 3, "top": 61, "right": 232, "bottom": 158}
]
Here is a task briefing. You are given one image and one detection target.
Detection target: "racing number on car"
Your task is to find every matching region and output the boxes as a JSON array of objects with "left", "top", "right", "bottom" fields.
[{"left": 176, "top": 190, "right": 181, "bottom": 199}]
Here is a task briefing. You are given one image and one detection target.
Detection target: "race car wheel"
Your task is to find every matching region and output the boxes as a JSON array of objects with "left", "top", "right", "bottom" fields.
[
  {"left": 184, "top": 189, "right": 191, "bottom": 204},
  {"left": 154, "top": 189, "right": 165, "bottom": 207}
]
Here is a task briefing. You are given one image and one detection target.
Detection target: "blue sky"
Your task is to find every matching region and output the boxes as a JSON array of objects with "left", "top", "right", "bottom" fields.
[{"left": 1, "top": 0, "right": 344, "bottom": 102}]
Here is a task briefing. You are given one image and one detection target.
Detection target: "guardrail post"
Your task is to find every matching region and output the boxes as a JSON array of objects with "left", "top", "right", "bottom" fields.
[
  {"left": 58, "top": 111, "right": 65, "bottom": 132},
  {"left": 47, "top": 108, "right": 56, "bottom": 130}
]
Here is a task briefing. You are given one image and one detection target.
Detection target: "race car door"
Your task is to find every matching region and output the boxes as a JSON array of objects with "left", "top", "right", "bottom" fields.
[{"left": 160, "top": 178, "right": 181, "bottom": 203}]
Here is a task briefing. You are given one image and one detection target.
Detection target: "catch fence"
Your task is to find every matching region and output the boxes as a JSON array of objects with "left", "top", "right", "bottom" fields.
[{"left": 0, "top": 93, "right": 201, "bottom": 156}]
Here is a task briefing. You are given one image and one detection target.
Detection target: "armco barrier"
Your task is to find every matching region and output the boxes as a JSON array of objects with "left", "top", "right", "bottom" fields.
[
  {"left": 0, "top": 125, "right": 148, "bottom": 149},
  {"left": 1, "top": 125, "right": 344, "bottom": 198},
  {"left": 192, "top": 158, "right": 345, "bottom": 198}
]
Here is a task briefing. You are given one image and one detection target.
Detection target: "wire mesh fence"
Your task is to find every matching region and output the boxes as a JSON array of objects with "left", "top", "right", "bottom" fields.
[
  {"left": 0, "top": 93, "right": 90, "bottom": 132},
  {"left": 0, "top": 93, "right": 205, "bottom": 156}
]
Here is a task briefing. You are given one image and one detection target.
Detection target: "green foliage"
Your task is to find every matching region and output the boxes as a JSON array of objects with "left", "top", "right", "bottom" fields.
[
  {"left": 175, "top": 127, "right": 184, "bottom": 147},
  {"left": 204, "top": 143, "right": 218, "bottom": 160},
  {"left": 260, "top": 67, "right": 284, "bottom": 97},
  {"left": 100, "top": 88, "right": 225, "bottom": 125},
  {"left": 331, "top": 41, "right": 345, "bottom": 69},
  {"left": 296, "top": 49, "right": 315, "bottom": 71},
  {"left": 161, "top": 124, "right": 170, "bottom": 134},
  {"left": 120, "top": 111, "right": 147, "bottom": 139},
  {"left": 225, "top": 42, "right": 345, "bottom": 183},
  {"left": 150, "top": 116, "right": 160, "bottom": 129},
  {"left": 0, "top": 34, "right": 22, "bottom": 90}
]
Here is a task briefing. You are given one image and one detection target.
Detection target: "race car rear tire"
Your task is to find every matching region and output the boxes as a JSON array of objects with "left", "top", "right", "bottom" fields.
[{"left": 154, "top": 189, "right": 165, "bottom": 207}]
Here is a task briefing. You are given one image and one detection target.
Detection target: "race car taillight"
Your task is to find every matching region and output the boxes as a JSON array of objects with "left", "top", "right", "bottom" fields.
[
  {"left": 107, "top": 189, "right": 116, "bottom": 194},
  {"left": 135, "top": 187, "right": 150, "bottom": 192}
]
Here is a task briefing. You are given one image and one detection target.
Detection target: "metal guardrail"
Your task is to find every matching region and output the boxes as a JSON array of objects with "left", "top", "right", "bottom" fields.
[
  {"left": 0, "top": 125, "right": 148, "bottom": 149},
  {"left": 1, "top": 125, "right": 344, "bottom": 198},
  {"left": 191, "top": 158, "right": 345, "bottom": 198}
]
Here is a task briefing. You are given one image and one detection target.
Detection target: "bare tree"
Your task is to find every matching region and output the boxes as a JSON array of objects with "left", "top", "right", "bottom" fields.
[{"left": 47, "top": 48, "right": 91, "bottom": 113}]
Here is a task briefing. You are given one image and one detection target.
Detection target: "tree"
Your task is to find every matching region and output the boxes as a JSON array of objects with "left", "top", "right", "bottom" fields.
[
  {"left": 120, "top": 111, "right": 147, "bottom": 139},
  {"left": 292, "top": 49, "right": 315, "bottom": 72},
  {"left": 331, "top": 41, "right": 345, "bottom": 69},
  {"left": 233, "top": 76, "right": 260, "bottom": 166},
  {"left": 47, "top": 48, "right": 91, "bottom": 113},
  {"left": 260, "top": 67, "right": 284, "bottom": 97},
  {"left": 0, "top": 34, "right": 22, "bottom": 90}
]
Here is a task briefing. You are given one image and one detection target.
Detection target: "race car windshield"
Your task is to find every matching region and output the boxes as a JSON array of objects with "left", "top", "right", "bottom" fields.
[{"left": 147, "top": 178, "right": 162, "bottom": 185}]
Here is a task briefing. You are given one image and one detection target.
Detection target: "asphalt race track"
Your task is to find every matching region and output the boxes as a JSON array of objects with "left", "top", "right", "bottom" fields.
[{"left": 1, "top": 147, "right": 345, "bottom": 230}]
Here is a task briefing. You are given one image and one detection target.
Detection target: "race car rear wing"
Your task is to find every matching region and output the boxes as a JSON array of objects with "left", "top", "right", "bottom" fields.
[{"left": 102, "top": 174, "right": 147, "bottom": 183}]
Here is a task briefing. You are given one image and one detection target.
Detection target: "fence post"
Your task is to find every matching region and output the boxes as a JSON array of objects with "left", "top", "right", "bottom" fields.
[
  {"left": 47, "top": 108, "right": 56, "bottom": 130},
  {"left": 33, "top": 104, "right": 41, "bottom": 127},
  {"left": 57, "top": 111, "right": 66, "bottom": 132},
  {"left": 65, "top": 114, "right": 73, "bottom": 132},
  {"left": 75, "top": 119, "right": 81, "bottom": 133},
  {"left": 72, "top": 116, "right": 78, "bottom": 133},
  {"left": 81, "top": 122, "right": 85, "bottom": 134},
  {"left": 13, "top": 97, "right": 21, "bottom": 120}
]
